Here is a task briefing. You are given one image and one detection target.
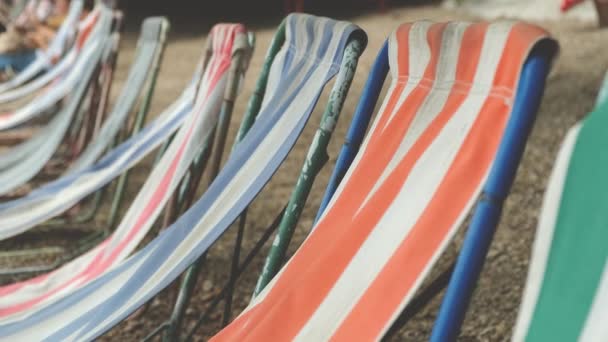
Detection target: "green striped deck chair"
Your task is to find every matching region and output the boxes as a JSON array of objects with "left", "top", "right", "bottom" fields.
[{"left": 512, "top": 74, "right": 608, "bottom": 341}]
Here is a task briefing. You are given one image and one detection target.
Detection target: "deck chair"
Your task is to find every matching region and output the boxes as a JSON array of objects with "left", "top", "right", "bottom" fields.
[
  {"left": 0, "top": 16, "right": 169, "bottom": 274},
  {"left": 0, "top": 14, "right": 160, "bottom": 197},
  {"left": 0, "top": 14, "right": 367, "bottom": 340},
  {"left": 203, "top": 20, "right": 558, "bottom": 341},
  {"left": 0, "top": 4, "right": 107, "bottom": 146},
  {"left": 0, "top": 4, "right": 109, "bottom": 131},
  {"left": 0, "top": 21, "right": 250, "bottom": 239},
  {"left": 0, "top": 3, "right": 97, "bottom": 104},
  {"left": 0, "top": 0, "right": 84, "bottom": 94},
  {"left": 503, "top": 79, "right": 608, "bottom": 341},
  {"left": 0, "top": 9, "right": 114, "bottom": 195},
  {"left": 0, "top": 23, "right": 254, "bottom": 320}
]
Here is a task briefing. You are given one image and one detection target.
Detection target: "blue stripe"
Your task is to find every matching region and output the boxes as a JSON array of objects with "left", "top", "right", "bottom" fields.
[{"left": 0, "top": 101, "right": 192, "bottom": 213}]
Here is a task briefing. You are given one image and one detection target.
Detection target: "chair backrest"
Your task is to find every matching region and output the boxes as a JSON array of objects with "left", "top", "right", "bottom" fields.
[
  {"left": 0, "top": 13, "right": 366, "bottom": 340},
  {"left": 512, "top": 89, "right": 608, "bottom": 342},
  {"left": 0, "top": 23, "right": 253, "bottom": 322},
  {"left": 214, "top": 20, "right": 556, "bottom": 341}
]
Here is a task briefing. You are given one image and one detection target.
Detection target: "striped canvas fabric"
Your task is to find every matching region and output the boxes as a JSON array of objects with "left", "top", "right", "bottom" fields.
[
  {"left": 0, "top": 0, "right": 85, "bottom": 94},
  {"left": 0, "top": 17, "right": 167, "bottom": 196},
  {"left": 0, "top": 6, "right": 109, "bottom": 130},
  {"left": 214, "top": 21, "right": 553, "bottom": 341},
  {"left": 0, "top": 23, "right": 244, "bottom": 240},
  {"left": 512, "top": 99, "right": 608, "bottom": 341},
  {"left": 0, "top": 24, "right": 250, "bottom": 322},
  {"left": 0, "top": 10, "right": 103, "bottom": 170},
  {"left": 0, "top": 17, "right": 116, "bottom": 195},
  {"left": 0, "top": 81, "right": 192, "bottom": 240},
  {"left": 0, "top": 14, "right": 365, "bottom": 340},
  {"left": 0, "top": 6, "right": 100, "bottom": 103}
]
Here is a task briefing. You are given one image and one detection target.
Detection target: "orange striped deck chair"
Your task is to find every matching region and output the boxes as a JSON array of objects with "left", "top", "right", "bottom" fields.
[{"left": 213, "top": 20, "right": 558, "bottom": 341}]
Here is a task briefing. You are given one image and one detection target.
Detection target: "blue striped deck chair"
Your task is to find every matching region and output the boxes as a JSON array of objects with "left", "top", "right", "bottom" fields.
[
  {"left": 0, "top": 13, "right": 367, "bottom": 341},
  {"left": 0, "top": 23, "right": 254, "bottom": 321},
  {"left": 505, "top": 75, "right": 608, "bottom": 341},
  {"left": 0, "top": 0, "right": 85, "bottom": 94},
  {"left": 214, "top": 20, "right": 557, "bottom": 341},
  {"left": 160, "top": 14, "right": 366, "bottom": 341}
]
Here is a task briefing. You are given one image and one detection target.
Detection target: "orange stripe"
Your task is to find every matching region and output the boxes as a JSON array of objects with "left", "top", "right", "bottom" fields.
[
  {"left": 493, "top": 23, "right": 550, "bottom": 96},
  {"left": 212, "top": 22, "right": 448, "bottom": 342},
  {"left": 332, "top": 23, "right": 546, "bottom": 341},
  {"left": 323, "top": 22, "right": 444, "bottom": 230},
  {"left": 362, "top": 24, "right": 411, "bottom": 150}
]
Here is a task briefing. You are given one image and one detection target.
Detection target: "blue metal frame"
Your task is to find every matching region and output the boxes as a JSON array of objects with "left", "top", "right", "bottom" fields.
[
  {"left": 314, "top": 41, "right": 389, "bottom": 222},
  {"left": 430, "top": 42, "right": 557, "bottom": 341}
]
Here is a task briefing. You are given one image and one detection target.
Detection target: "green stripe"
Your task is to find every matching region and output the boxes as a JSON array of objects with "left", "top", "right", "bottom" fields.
[{"left": 526, "top": 100, "right": 608, "bottom": 341}]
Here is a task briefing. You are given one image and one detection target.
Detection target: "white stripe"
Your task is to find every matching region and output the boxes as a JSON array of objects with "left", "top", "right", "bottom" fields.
[{"left": 357, "top": 21, "right": 465, "bottom": 216}]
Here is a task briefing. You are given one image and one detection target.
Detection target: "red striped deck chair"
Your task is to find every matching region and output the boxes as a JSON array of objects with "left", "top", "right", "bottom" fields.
[
  {"left": 214, "top": 20, "right": 558, "bottom": 341},
  {"left": 510, "top": 76, "right": 608, "bottom": 341}
]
